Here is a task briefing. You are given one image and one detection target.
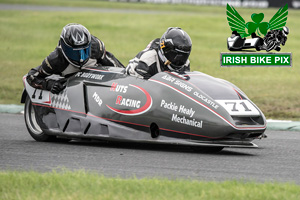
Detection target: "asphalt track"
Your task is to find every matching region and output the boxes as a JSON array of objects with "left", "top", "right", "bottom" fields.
[{"left": 1, "top": 113, "right": 300, "bottom": 184}]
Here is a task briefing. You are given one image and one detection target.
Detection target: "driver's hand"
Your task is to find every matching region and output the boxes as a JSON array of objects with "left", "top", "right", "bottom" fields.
[{"left": 46, "top": 80, "right": 66, "bottom": 94}]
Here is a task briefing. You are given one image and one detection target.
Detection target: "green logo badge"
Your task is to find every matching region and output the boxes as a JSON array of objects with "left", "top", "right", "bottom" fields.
[
  {"left": 227, "top": 4, "right": 288, "bottom": 38},
  {"left": 221, "top": 4, "right": 291, "bottom": 67}
]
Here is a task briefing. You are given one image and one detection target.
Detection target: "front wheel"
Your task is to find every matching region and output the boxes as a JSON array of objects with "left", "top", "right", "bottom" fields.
[
  {"left": 24, "top": 96, "right": 55, "bottom": 142},
  {"left": 265, "top": 40, "right": 276, "bottom": 52}
]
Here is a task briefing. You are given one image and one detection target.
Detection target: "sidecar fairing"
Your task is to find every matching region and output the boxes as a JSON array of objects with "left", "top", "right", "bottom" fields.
[
  {"left": 21, "top": 66, "right": 266, "bottom": 150},
  {"left": 227, "top": 32, "right": 263, "bottom": 51}
]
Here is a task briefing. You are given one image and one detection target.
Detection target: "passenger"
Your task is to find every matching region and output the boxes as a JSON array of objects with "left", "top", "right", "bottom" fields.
[
  {"left": 126, "top": 27, "right": 192, "bottom": 79},
  {"left": 27, "top": 23, "right": 124, "bottom": 94}
]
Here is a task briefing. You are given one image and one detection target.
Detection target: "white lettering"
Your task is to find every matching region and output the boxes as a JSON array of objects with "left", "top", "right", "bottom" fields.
[
  {"left": 79, "top": 72, "right": 104, "bottom": 80},
  {"left": 160, "top": 99, "right": 178, "bottom": 111},
  {"left": 178, "top": 105, "right": 195, "bottom": 118},
  {"left": 193, "top": 91, "right": 219, "bottom": 109},
  {"left": 93, "top": 92, "right": 102, "bottom": 107},
  {"left": 226, "top": 57, "right": 232, "bottom": 63},
  {"left": 275, "top": 56, "right": 280, "bottom": 63},
  {"left": 162, "top": 75, "right": 175, "bottom": 83},
  {"left": 116, "top": 95, "right": 141, "bottom": 108},
  {"left": 241, "top": 56, "right": 247, "bottom": 63},
  {"left": 283, "top": 56, "right": 289, "bottom": 63},
  {"left": 174, "top": 80, "right": 193, "bottom": 92},
  {"left": 171, "top": 114, "right": 203, "bottom": 128}
]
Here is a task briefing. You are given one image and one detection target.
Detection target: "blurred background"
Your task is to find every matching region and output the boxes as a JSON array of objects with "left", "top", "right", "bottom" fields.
[
  {"left": 111, "top": 0, "right": 299, "bottom": 8},
  {"left": 0, "top": 0, "right": 299, "bottom": 120}
]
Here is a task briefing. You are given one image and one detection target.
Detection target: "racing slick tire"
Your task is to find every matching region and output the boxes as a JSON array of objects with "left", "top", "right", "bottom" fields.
[
  {"left": 24, "top": 96, "right": 70, "bottom": 142},
  {"left": 265, "top": 41, "right": 276, "bottom": 52}
]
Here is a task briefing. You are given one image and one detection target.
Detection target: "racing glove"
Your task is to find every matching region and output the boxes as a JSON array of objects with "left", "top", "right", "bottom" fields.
[{"left": 46, "top": 80, "right": 66, "bottom": 94}]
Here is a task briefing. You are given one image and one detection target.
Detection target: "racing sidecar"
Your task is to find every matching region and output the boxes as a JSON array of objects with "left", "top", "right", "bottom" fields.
[
  {"left": 227, "top": 31, "right": 263, "bottom": 51},
  {"left": 21, "top": 66, "right": 266, "bottom": 152}
]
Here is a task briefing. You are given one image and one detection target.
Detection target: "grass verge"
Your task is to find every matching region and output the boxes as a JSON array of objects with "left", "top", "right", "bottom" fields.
[
  {"left": 0, "top": 1, "right": 300, "bottom": 120},
  {"left": 1, "top": 170, "right": 300, "bottom": 200}
]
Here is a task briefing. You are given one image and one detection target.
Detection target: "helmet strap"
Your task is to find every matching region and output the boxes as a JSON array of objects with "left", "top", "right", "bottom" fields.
[
  {"left": 158, "top": 49, "right": 168, "bottom": 63},
  {"left": 164, "top": 60, "right": 171, "bottom": 65},
  {"left": 158, "top": 48, "right": 186, "bottom": 72}
]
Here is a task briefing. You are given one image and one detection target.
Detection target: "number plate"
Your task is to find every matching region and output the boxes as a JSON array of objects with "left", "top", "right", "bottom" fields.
[{"left": 216, "top": 100, "right": 260, "bottom": 116}]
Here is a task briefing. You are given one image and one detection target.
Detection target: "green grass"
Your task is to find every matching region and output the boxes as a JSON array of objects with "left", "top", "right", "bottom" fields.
[
  {"left": 0, "top": 1, "right": 300, "bottom": 120},
  {"left": 1, "top": 170, "right": 300, "bottom": 200}
]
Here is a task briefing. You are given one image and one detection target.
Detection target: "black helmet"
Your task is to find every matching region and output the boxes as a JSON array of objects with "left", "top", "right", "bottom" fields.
[
  {"left": 159, "top": 27, "right": 192, "bottom": 69},
  {"left": 60, "top": 23, "right": 92, "bottom": 68}
]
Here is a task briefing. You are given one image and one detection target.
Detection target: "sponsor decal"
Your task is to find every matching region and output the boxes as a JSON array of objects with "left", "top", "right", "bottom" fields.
[
  {"left": 179, "top": 105, "right": 195, "bottom": 118},
  {"left": 152, "top": 77, "right": 219, "bottom": 110},
  {"left": 75, "top": 72, "right": 105, "bottom": 80},
  {"left": 110, "top": 82, "right": 128, "bottom": 93},
  {"left": 92, "top": 92, "right": 103, "bottom": 107},
  {"left": 160, "top": 100, "right": 195, "bottom": 118},
  {"left": 106, "top": 84, "right": 152, "bottom": 116},
  {"left": 162, "top": 75, "right": 193, "bottom": 92},
  {"left": 193, "top": 91, "right": 219, "bottom": 109},
  {"left": 115, "top": 95, "right": 141, "bottom": 108},
  {"left": 160, "top": 99, "right": 178, "bottom": 112},
  {"left": 160, "top": 99, "right": 201, "bottom": 128},
  {"left": 222, "top": 4, "right": 292, "bottom": 67},
  {"left": 162, "top": 74, "right": 176, "bottom": 82},
  {"left": 172, "top": 114, "right": 203, "bottom": 128}
]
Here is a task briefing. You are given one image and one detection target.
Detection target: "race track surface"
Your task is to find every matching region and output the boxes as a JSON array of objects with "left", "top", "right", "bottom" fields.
[{"left": 1, "top": 113, "right": 299, "bottom": 184}]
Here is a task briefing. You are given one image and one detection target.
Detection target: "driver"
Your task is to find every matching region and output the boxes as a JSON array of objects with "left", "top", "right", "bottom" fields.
[
  {"left": 27, "top": 23, "right": 124, "bottom": 94},
  {"left": 125, "top": 27, "right": 192, "bottom": 79}
]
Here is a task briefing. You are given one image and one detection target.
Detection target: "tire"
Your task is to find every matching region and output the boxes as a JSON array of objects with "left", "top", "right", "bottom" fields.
[
  {"left": 191, "top": 146, "right": 224, "bottom": 153},
  {"left": 265, "top": 41, "right": 276, "bottom": 52},
  {"left": 24, "top": 96, "right": 55, "bottom": 142}
]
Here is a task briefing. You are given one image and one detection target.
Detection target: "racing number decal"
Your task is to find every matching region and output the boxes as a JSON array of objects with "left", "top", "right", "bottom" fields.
[
  {"left": 216, "top": 100, "right": 260, "bottom": 116},
  {"left": 239, "top": 102, "right": 252, "bottom": 111},
  {"left": 225, "top": 101, "right": 252, "bottom": 112}
]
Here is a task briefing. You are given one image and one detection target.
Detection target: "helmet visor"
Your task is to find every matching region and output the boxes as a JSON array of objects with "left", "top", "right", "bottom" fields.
[
  {"left": 61, "top": 41, "right": 91, "bottom": 66},
  {"left": 165, "top": 49, "right": 190, "bottom": 67}
]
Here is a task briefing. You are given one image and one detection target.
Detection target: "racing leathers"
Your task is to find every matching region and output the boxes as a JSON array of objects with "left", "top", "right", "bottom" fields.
[
  {"left": 125, "top": 38, "right": 190, "bottom": 79},
  {"left": 27, "top": 35, "right": 124, "bottom": 94}
]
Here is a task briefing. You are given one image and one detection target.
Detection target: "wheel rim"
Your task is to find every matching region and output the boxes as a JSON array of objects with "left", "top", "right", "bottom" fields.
[{"left": 25, "top": 100, "right": 43, "bottom": 135}]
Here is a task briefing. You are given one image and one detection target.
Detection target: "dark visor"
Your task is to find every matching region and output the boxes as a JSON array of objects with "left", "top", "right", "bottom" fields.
[{"left": 61, "top": 41, "right": 91, "bottom": 65}]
